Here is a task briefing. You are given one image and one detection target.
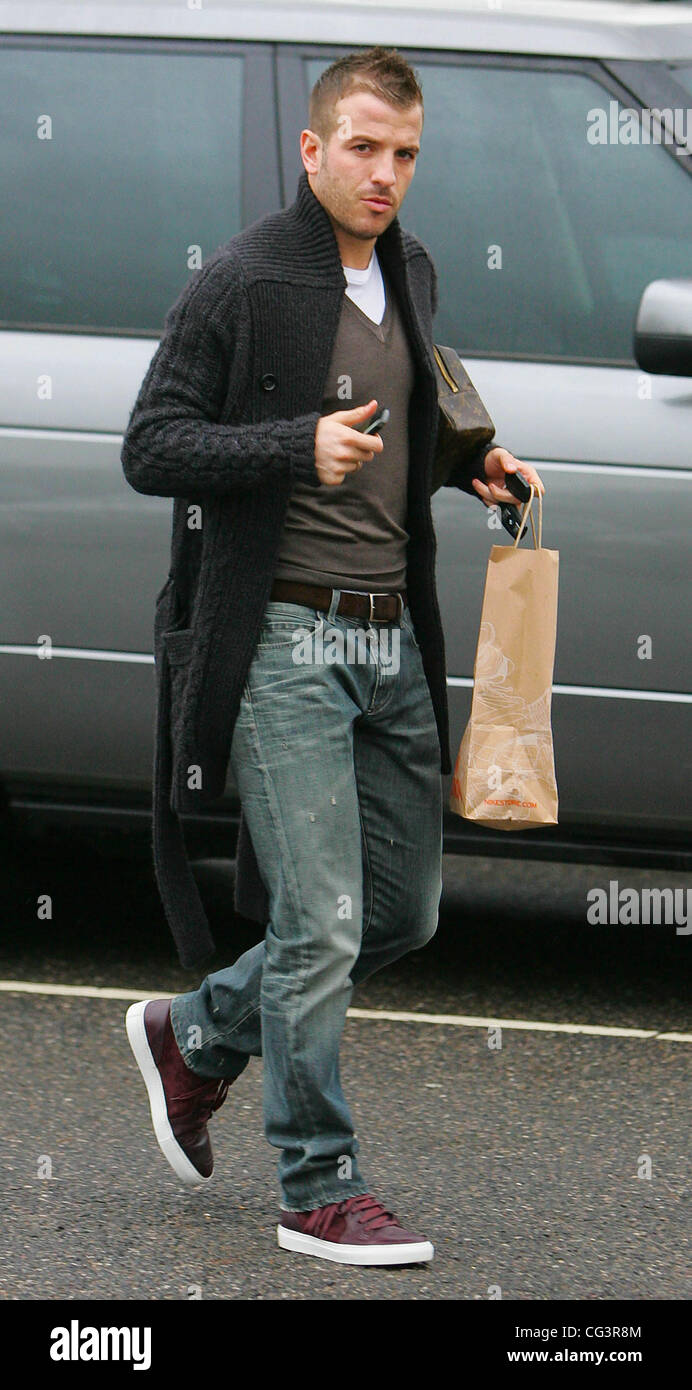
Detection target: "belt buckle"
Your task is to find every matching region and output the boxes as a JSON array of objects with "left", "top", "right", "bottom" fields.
[{"left": 368, "top": 591, "right": 402, "bottom": 623}]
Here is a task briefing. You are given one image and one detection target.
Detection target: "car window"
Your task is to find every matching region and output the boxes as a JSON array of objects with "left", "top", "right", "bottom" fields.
[
  {"left": 672, "top": 64, "right": 692, "bottom": 95},
  {"left": 306, "top": 58, "right": 692, "bottom": 362},
  {"left": 0, "top": 44, "right": 245, "bottom": 333}
]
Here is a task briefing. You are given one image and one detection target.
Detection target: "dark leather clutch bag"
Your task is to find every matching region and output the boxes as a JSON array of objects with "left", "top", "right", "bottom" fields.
[{"left": 431, "top": 343, "right": 495, "bottom": 493}]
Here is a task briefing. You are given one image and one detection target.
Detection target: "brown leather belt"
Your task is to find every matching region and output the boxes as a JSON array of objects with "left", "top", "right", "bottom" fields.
[{"left": 270, "top": 579, "right": 406, "bottom": 623}]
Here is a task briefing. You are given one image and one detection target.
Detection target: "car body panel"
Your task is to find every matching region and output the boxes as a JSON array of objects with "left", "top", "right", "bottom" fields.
[
  {"left": 3, "top": 1, "right": 692, "bottom": 62},
  {"left": 1, "top": 2, "right": 690, "bottom": 863}
]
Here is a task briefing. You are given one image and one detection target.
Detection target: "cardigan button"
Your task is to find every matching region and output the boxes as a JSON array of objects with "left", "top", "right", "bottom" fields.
[{"left": 260, "top": 372, "right": 277, "bottom": 391}]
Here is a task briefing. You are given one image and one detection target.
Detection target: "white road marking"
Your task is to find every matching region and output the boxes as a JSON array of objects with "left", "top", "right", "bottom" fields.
[
  {"left": 0, "top": 981, "right": 162, "bottom": 1001},
  {"left": 348, "top": 1008, "right": 691, "bottom": 1042},
  {"left": 0, "top": 980, "right": 688, "bottom": 1043}
]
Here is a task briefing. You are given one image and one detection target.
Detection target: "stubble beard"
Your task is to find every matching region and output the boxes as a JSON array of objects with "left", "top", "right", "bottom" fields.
[{"left": 317, "top": 156, "right": 397, "bottom": 242}]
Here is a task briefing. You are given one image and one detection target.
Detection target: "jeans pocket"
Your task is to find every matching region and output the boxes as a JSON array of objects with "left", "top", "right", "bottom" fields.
[
  {"left": 400, "top": 607, "right": 421, "bottom": 650},
  {"left": 257, "top": 603, "right": 324, "bottom": 647}
]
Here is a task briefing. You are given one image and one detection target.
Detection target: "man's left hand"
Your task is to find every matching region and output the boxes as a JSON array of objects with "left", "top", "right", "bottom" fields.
[{"left": 472, "top": 448, "right": 545, "bottom": 510}]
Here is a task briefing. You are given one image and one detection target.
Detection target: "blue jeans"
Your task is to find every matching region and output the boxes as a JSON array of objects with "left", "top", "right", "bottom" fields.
[{"left": 170, "top": 590, "right": 443, "bottom": 1211}]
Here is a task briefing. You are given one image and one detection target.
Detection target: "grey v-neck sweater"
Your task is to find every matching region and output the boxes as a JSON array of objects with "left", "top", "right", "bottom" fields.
[
  {"left": 274, "top": 269, "right": 416, "bottom": 591},
  {"left": 121, "top": 171, "right": 497, "bottom": 967}
]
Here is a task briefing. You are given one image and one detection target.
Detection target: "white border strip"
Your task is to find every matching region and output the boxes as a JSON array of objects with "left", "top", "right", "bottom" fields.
[
  {"left": 525, "top": 461, "right": 692, "bottom": 481},
  {"left": 0, "top": 645, "right": 154, "bottom": 664},
  {"left": 0, "top": 645, "right": 690, "bottom": 704},
  {"left": 447, "top": 676, "right": 692, "bottom": 702},
  {"left": 0, "top": 981, "right": 688, "bottom": 1043}
]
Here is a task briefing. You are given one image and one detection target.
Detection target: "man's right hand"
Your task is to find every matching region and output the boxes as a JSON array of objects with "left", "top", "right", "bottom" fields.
[{"left": 314, "top": 400, "right": 385, "bottom": 486}]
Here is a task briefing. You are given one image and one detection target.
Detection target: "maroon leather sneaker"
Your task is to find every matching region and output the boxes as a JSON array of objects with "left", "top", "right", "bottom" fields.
[
  {"left": 277, "top": 1193, "right": 434, "bottom": 1265},
  {"left": 125, "top": 998, "right": 231, "bottom": 1187}
]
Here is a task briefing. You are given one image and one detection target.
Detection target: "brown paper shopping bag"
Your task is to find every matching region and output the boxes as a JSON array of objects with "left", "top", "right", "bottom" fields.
[{"left": 450, "top": 487, "right": 559, "bottom": 829}]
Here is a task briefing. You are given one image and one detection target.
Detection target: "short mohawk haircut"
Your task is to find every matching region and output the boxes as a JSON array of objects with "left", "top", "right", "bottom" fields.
[{"left": 308, "top": 46, "right": 423, "bottom": 143}]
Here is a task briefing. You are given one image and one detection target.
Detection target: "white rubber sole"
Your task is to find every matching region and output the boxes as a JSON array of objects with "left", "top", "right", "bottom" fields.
[
  {"left": 125, "top": 999, "right": 211, "bottom": 1189},
  {"left": 277, "top": 1224, "right": 434, "bottom": 1266}
]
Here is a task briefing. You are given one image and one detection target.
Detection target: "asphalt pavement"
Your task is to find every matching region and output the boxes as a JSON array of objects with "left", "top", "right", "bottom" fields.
[{"left": 0, "top": 835, "right": 689, "bottom": 1301}]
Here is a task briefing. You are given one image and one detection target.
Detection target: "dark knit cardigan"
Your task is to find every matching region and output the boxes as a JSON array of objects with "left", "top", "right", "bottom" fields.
[{"left": 121, "top": 170, "right": 496, "bottom": 968}]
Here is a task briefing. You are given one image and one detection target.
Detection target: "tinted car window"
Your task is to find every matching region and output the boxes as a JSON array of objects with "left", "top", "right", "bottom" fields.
[
  {"left": 0, "top": 44, "right": 244, "bottom": 333},
  {"left": 672, "top": 64, "right": 692, "bottom": 94},
  {"left": 306, "top": 59, "right": 692, "bottom": 362}
]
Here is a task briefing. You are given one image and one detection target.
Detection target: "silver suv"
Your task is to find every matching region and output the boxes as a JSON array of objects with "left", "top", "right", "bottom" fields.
[{"left": 1, "top": 0, "right": 690, "bottom": 868}]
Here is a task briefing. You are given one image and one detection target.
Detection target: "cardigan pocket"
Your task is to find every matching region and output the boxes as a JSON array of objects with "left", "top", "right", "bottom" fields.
[{"left": 164, "top": 626, "right": 194, "bottom": 668}]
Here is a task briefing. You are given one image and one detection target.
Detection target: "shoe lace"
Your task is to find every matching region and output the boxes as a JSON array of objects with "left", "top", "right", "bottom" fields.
[
  {"left": 339, "top": 1194, "right": 396, "bottom": 1230},
  {"left": 308, "top": 1192, "right": 397, "bottom": 1239},
  {"left": 174, "top": 1077, "right": 231, "bottom": 1127}
]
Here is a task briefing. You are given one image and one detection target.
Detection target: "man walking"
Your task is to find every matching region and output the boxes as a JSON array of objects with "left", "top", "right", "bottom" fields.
[{"left": 122, "top": 46, "right": 544, "bottom": 1266}]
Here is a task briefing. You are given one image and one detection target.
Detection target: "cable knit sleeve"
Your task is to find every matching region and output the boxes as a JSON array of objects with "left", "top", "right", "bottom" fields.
[
  {"left": 443, "top": 440, "right": 500, "bottom": 497},
  {"left": 120, "top": 255, "right": 322, "bottom": 498}
]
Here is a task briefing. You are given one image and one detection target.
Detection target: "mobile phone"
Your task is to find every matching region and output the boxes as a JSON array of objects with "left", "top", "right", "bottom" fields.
[{"left": 361, "top": 407, "right": 390, "bottom": 435}]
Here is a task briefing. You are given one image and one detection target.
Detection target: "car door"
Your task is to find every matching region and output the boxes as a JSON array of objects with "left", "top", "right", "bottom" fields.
[
  {"left": 0, "top": 34, "right": 279, "bottom": 804},
  {"left": 279, "top": 45, "right": 692, "bottom": 852}
]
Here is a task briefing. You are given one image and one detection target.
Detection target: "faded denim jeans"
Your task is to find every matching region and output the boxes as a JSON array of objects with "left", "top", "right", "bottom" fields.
[{"left": 170, "top": 589, "right": 443, "bottom": 1211}]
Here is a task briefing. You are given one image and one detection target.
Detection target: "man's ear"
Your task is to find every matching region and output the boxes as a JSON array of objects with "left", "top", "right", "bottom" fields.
[{"left": 300, "top": 128, "right": 322, "bottom": 176}]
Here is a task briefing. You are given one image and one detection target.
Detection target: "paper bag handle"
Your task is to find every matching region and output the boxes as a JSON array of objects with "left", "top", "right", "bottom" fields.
[{"left": 511, "top": 483, "right": 542, "bottom": 550}]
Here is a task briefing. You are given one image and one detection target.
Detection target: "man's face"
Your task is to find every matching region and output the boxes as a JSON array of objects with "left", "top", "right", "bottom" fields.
[{"left": 304, "top": 88, "right": 422, "bottom": 242}]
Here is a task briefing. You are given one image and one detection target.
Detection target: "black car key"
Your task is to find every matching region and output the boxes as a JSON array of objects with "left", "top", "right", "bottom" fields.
[
  {"left": 499, "top": 467, "right": 533, "bottom": 540},
  {"left": 504, "top": 468, "right": 533, "bottom": 504}
]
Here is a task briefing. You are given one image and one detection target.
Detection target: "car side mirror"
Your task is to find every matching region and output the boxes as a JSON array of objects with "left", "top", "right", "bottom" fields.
[{"left": 634, "top": 278, "right": 692, "bottom": 377}]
